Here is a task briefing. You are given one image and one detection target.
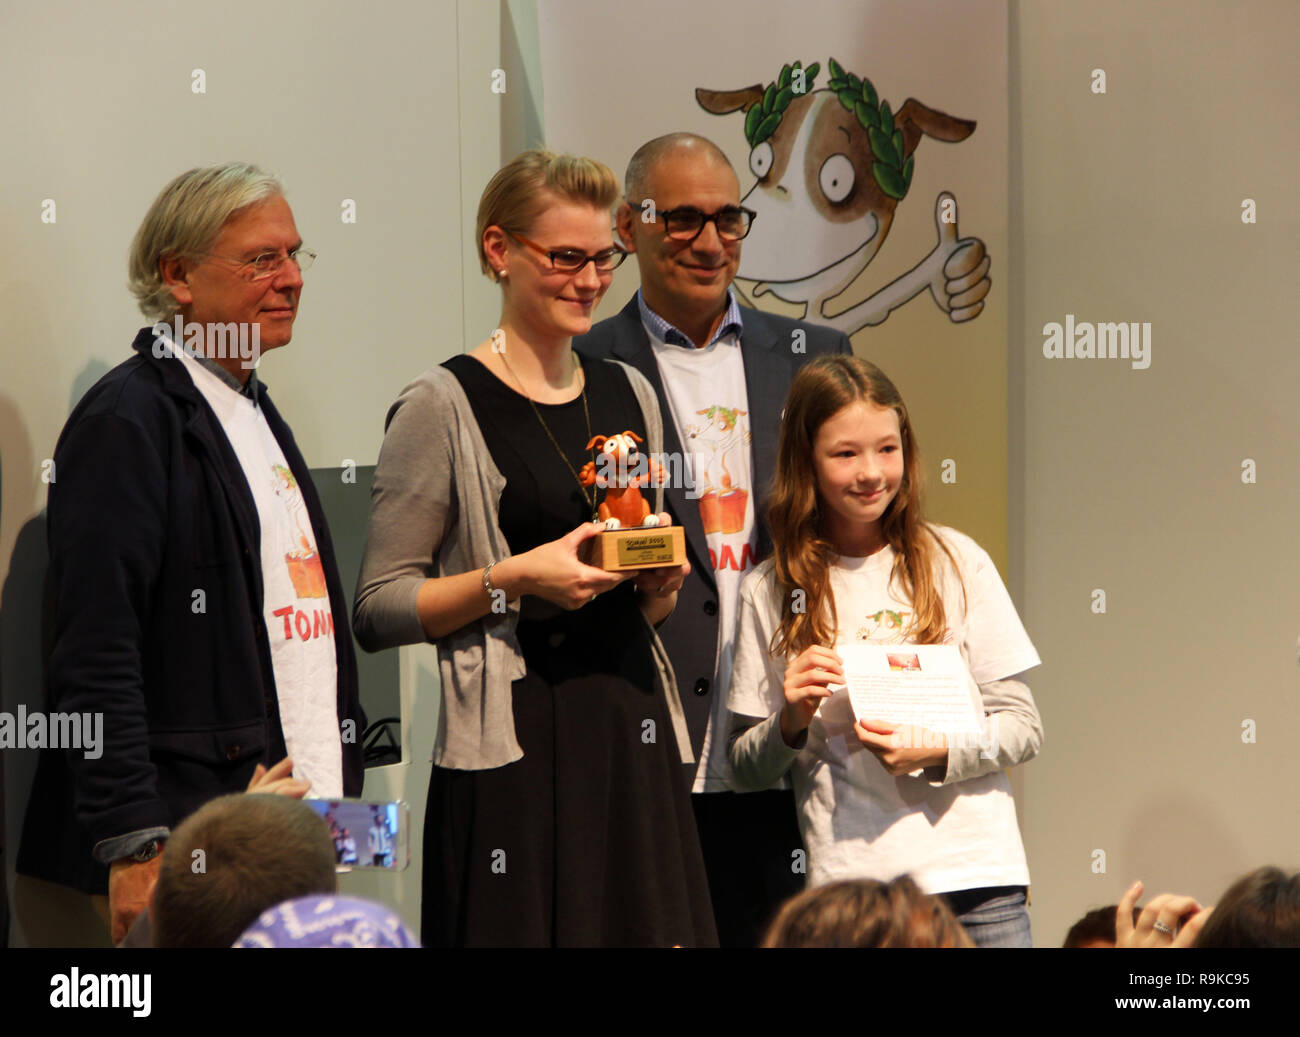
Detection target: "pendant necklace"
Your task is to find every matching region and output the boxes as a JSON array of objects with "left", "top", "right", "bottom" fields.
[{"left": 499, "top": 344, "right": 599, "bottom": 522}]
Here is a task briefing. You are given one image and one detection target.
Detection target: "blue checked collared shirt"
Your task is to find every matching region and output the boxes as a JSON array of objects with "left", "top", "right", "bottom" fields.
[{"left": 637, "top": 289, "right": 744, "bottom": 349}]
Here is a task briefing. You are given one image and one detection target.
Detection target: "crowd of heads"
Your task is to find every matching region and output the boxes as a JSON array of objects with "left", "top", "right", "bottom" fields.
[
  {"left": 1063, "top": 867, "right": 1300, "bottom": 950},
  {"left": 757, "top": 866, "right": 1300, "bottom": 949}
]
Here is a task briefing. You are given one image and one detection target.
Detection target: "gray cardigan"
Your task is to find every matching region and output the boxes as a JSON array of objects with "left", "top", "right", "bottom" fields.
[{"left": 353, "top": 359, "right": 693, "bottom": 771}]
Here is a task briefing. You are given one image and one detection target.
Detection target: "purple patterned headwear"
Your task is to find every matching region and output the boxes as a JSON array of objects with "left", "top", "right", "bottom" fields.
[{"left": 233, "top": 895, "right": 421, "bottom": 948}]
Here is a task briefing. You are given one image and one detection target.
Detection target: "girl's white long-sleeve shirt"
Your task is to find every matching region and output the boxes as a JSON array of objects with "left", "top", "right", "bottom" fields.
[{"left": 726, "top": 526, "right": 1042, "bottom": 893}]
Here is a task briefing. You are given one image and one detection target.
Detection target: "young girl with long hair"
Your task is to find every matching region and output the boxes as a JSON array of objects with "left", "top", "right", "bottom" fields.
[{"left": 727, "top": 355, "right": 1042, "bottom": 947}]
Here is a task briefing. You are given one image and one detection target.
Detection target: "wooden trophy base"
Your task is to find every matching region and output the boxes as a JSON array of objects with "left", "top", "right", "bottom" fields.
[{"left": 588, "top": 525, "right": 686, "bottom": 571}]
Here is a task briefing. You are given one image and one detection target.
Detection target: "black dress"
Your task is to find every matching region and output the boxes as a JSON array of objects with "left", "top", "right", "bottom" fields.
[{"left": 421, "top": 353, "right": 717, "bottom": 947}]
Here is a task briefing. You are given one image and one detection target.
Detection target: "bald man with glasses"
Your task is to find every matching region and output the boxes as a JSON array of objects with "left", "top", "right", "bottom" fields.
[{"left": 575, "top": 133, "right": 851, "bottom": 946}]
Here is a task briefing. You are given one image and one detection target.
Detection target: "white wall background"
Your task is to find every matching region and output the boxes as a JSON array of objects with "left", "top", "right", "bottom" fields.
[
  {"left": 2, "top": 0, "right": 1298, "bottom": 949},
  {"left": 1011, "top": 0, "right": 1300, "bottom": 944}
]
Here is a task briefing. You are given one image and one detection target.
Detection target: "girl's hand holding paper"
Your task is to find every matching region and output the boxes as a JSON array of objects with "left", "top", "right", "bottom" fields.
[
  {"left": 854, "top": 718, "right": 948, "bottom": 775},
  {"left": 780, "top": 645, "right": 843, "bottom": 747}
]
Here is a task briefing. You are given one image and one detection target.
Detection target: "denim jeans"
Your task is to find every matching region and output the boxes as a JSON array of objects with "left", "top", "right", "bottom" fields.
[{"left": 948, "top": 887, "right": 1033, "bottom": 948}]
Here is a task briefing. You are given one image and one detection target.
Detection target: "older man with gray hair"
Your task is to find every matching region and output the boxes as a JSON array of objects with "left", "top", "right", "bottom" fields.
[{"left": 18, "top": 163, "right": 365, "bottom": 944}]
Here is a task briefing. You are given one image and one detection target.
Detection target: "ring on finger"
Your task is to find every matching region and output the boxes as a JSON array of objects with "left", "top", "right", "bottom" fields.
[{"left": 1152, "top": 920, "right": 1174, "bottom": 936}]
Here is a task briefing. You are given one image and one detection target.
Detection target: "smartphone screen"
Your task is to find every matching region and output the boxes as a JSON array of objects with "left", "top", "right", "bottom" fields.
[{"left": 307, "top": 798, "right": 409, "bottom": 871}]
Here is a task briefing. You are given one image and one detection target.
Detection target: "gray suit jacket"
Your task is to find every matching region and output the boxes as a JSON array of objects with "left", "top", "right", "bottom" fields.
[{"left": 575, "top": 294, "right": 852, "bottom": 785}]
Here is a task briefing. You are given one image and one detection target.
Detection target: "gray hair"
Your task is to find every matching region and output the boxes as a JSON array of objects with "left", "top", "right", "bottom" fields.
[
  {"left": 624, "top": 133, "right": 734, "bottom": 203},
  {"left": 128, "top": 162, "right": 284, "bottom": 320}
]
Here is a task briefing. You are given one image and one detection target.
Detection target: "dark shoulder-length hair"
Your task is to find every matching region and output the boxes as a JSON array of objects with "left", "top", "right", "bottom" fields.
[
  {"left": 1195, "top": 866, "right": 1300, "bottom": 948},
  {"left": 768, "top": 354, "right": 963, "bottom": 657}
]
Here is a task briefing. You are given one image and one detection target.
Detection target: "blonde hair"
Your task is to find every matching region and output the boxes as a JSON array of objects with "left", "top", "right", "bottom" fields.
[
  {"left": 128, "top": 162, "right": 284, "bottom": 320},
  {"left": 475, "top": 149, "right": 619, "bottom": 280}
]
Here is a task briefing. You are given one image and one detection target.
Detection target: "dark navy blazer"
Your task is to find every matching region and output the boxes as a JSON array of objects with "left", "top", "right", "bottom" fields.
[{"left": 18, "top": 328, "right": 365, "bottom": 893}]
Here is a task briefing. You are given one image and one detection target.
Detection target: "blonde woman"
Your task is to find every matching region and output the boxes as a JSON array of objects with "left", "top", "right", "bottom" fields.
[{"left": 354, "top": 151, "right": 715, "bottom": 947}]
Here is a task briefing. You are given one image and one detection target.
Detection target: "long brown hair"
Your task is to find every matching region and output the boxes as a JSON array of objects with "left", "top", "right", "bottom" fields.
[
  {"left": 769, "top": 355, "right": 963, "bottom": 657},
  {"left": 762, "top": 875, "right": 974, "bottom": 948}
]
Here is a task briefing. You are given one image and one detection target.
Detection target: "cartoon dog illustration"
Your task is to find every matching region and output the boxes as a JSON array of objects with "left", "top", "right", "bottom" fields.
[
  {"left": 697, "top": 58, "right": 991, "bottom": 336},
  {"left": 857, "top": 608, "right": 909, "bottom": 643},
  {"left": 578, "top": 431, "right": 666, "bottom": 530},
  {"left": 688, "top": 404, "right": 749, "bottom": 495},
  {"left": 272, "top": 463, "right": 328, "bottom": 598},
  {"left": 687, "top": 405, "right": 750, "bottom": 535}
]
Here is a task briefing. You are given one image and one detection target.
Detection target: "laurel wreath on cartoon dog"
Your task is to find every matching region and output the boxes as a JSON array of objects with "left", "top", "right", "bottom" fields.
[{"left": 742, "top": 57, "right": 914, "bottom": 201}]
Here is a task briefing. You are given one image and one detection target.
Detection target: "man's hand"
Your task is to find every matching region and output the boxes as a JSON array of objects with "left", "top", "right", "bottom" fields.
[
  {"left": 108, "top": 855, "right": 161, "bottom": 945},
  {"left": 245, "top": 756, "right": 311, "bottom": 797}
]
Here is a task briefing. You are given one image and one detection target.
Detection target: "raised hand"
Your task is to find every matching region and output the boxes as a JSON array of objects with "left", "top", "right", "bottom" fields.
[{"left": 1116, "top": 880, "right": 1213, "bottom": 948}]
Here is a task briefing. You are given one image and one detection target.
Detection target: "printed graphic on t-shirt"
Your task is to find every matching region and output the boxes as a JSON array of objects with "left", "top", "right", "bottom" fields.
[
  {"left": 648, "top": 332, "right": 759, "bottom": 791},
  {"left": 853, "top": 608, "right": 953, "bottom": 646},
  {"left": 267, "top": 463, "right": 335, "bottom": 645},
  {"left": 170, "top": 343, "right": 343, "bottom": 798},
  {"left": 271, "top": 464, "right": 328, "bottom": 600},
  {"left": 686, "top": 403, "right": 750, "bottom": 540},
  {"left": 856, "top": 608, "right": 909, "bottom": 643}
]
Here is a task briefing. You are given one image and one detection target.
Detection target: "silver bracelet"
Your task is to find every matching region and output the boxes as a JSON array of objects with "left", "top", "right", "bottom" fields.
[{"left": 482, "top": 562, "right": 496, "bottom": 598}]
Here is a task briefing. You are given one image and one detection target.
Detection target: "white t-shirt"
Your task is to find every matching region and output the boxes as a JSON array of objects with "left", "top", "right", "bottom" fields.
[
  {"left": 727, "top": 527, "right": 1041, "bottom": 892},
  {"left": 167, "top": 342, "right": 343, "bottom": 799},
  {"left": 649, "top": 326, "right": 760, "bottom": 793}
]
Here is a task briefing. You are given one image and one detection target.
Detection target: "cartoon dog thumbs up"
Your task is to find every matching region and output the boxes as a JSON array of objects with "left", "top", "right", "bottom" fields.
[{"left": 929, "top": 191, "right": 991, "bottom": 323}]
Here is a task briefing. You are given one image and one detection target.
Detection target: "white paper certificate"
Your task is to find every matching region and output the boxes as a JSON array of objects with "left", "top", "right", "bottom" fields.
[{"left": 838, "top": 644, "right": 984, "bottom": 737}]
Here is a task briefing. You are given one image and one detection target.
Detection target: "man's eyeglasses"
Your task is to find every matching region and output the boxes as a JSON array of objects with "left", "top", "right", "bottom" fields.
[
  {"left": 633, "top": 204, "right": 757, "bottom": 243},
  {"left": 192, "top": 247, "right": 316, "bottom": 280},
  {"left": 507, "top": 231, "right": 628, "bottom": 273}
]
